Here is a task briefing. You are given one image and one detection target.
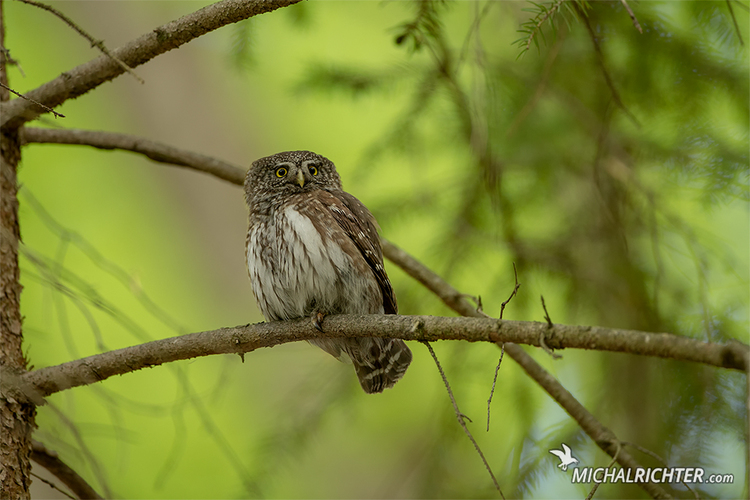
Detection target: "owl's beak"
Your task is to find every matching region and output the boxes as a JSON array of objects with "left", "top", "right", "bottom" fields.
[{"left": 296, "top": 169, "right": 305, "bottom": 188}]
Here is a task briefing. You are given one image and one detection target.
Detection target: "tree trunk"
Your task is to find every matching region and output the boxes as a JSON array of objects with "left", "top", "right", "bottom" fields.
[{"left": 0, "top": 1, "right": 36, "bottom": 497}]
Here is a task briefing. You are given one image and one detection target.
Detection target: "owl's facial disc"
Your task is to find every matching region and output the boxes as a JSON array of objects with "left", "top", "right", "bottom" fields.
[{"left": 273, "top": 160, "right": 322, "bottom": 191}]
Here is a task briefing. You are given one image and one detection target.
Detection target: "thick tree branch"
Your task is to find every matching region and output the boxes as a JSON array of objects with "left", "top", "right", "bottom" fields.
[
  {"left": 31, "top": 440, "right": 102, "bottom": 500},
  {"left": 21, "top": 127, "right": 245, "bottom": 185},
  {"left": 16, "top": 314, "right": 747, "bottom": 401},
  {"left": 0, "top": 0, "right": 301, "bottom": 130}
]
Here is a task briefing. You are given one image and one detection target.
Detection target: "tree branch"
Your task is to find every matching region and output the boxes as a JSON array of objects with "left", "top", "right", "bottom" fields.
[
  {"left": 21, "top": 127, "right": 245, "bottom": 185},
  {"left": 14, "top": 313, "right": 746, "bottom": 401},
  {"left": 379, "top": 242, "right": 674, "bottom": 499},
  {"left": 31, "top": 440, "right": 102, "bottom": 500},
  {"left": 0, "top": 0, "right": 301, "bottom": 130}
]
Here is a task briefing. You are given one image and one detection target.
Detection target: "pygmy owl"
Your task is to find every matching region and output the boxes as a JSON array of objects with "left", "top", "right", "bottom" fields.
[{"left": 244, "top": 150, "right": 412, "bottom": 393}]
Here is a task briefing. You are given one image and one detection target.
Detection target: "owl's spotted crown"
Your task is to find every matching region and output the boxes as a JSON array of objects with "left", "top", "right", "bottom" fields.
[{"left": 245, "top": 150, "right": 343, "bottom": 197}]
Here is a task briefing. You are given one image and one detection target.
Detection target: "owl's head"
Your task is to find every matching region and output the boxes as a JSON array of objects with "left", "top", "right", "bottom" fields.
[{"left": 245, "top": 150, "right": 343, "bottom": 207}]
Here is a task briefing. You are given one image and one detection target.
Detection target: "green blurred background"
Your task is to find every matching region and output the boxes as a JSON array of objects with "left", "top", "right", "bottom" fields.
[{"left": 7, "top": 0, "right": 748, "bottom": 498}]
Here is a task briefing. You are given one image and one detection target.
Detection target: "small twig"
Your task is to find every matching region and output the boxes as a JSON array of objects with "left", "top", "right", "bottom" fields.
[
  {"left": 585, "top": 441, "right": 622, "bottom": 500},
  {"left": 0, "top": 47, "right": 25, "bottom": 76},
  {"left": 16, "top": 0, "right": 144, "bottom": 83},
  {"left": 499, "top": 263, "right": 520, "bottom": 320},
  {"left": 619, "top": 0, "right": 643, "bottom": 34},
  {"left": 486, "top": 344, "right": 505, "bottom": 432},
  {"left": 540, "top": 295, "right": 553, "bottom": 327},
  {"left": 421, "top": 341, "right": 505, "bottom": 498},
  {"left": 622, "top": 441, "right": 700, "bottom": 500},
  {"left": 459, "top": 293, "right": 484, "bottom": 314},
  {"left": 30, "top": 472, "right": 76, "bottom": 500},
  {"left": 486, "top": 264, "right": 519, "bottom": 431},
  {"left": 726, "top": 0, "right": 745, "bottom": 46},
  {"left": 0, "top": 82, "right": 64, "bottom": 118},
  {"left": 539, "top": 295, "right": 562, "bottom": 359}
]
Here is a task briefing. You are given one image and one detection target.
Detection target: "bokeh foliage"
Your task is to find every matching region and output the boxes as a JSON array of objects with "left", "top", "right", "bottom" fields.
[{"left": 8, "top": 0, "right": 748, "bottom": 498}]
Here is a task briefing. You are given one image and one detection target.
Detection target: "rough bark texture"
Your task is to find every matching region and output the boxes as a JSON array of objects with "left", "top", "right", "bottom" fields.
[
  {"left": 1, "top": 1, "right": 36, "bottom": 496},
  {"left": 0, "top": 119, "right": 36, "bottom": 500}
]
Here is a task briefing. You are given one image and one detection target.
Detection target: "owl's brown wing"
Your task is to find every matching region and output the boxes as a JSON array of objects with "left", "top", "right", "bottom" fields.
[{"left": 325, "top": 190, "right": 398, "bottom": 315}]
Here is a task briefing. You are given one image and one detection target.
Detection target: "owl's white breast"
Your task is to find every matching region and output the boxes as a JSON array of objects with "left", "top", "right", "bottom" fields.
[{"left": 247, "top": 205, "right": 381, "bottom": 321}]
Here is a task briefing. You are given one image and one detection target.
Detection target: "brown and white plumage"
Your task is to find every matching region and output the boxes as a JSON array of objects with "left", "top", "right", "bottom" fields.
[{"left": 244, "top": 150, "right": 411, "bottom": 393}]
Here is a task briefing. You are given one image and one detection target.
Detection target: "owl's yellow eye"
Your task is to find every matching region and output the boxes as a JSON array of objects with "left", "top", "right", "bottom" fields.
[
  {"left": 309, "top": 166, "right": 318, "bottom": 176},
  {"left": 275, "top": 167, "right": 287, "bottom": 178}
]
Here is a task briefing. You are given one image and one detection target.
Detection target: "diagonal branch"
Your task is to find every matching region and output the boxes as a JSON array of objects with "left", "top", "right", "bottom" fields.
[
  {"left": 379, "top": 242, "right": 674, "bottom": 499},
  {"left": 0, "top": 0, "right": 301, "bottom": 130},
  {"left": 31, "top": 440, "right": 103, "bottom": 500}
]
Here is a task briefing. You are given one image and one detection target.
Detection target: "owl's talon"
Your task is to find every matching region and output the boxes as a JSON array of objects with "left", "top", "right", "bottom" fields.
[{"left": 312, "top": 312, "right": 326, "bottom": 332}]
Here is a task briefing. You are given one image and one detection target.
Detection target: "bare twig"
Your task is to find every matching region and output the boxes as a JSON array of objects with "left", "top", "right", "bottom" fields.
[
  {"left": 619, "top": 0, "right": 643, "bottom": 34},
  {"left": 0, "top": 47, "right": 25, "bottom": 76},
  {"left": 31, "top": 440, "right": 103, "bottom": 499},
  {"left": 17, "top": 0, "right": 144, "bottom": 83},
  {"left": 585, "top": 441, "right": 622, "bottom": 500},
  {"left": 538, "top": 331, "right": 562, "bottom": 360},
  {"left": 486, "top": 264, "right": 519, "bottom": 431},
  {"left": 485, "top": 344, "right": 504, "bottom": 432},
  {"left": 725, "top": 0, "right": 745, "bottom": 46},
  {"left": 422, "top": 341, "right": 505, "bottom": 498},
  {"left": 498, "top": 263, "right": 520, "bottom": 320},
  {"left": 539, "top": 295, "right": 562, "bottom": 359},
  {"left": 0, "top": 82, "right": 65, "bottom": 118},
  {"left": 540, "top": 295, "right": 553, "bottom": 327},
  {"left": 30, "top": 472, "right": 76, "bottom": 500}
]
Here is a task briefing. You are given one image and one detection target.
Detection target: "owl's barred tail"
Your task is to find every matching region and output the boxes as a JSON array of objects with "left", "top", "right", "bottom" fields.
[
  {"left": 352, "top": 338, "right": 412, "bottom": 394},
  {"left": 309, "top": 337, "right": 412, "bottom": 393}
]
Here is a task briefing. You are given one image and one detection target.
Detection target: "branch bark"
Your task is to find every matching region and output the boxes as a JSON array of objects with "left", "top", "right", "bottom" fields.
[
  {"left": 21, "top": 127, "right": 245, "bottom": 185},
  {"left": 15, "top": 313, "right": 747, "bottom": 401},
  {"left": 0, "top": 0, "right": 301, "bottom": 130}
]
